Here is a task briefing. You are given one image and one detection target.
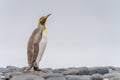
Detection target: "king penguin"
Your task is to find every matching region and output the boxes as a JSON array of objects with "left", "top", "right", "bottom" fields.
[{"left": 26, "top": 14, "right": 51, "bottom": 71}]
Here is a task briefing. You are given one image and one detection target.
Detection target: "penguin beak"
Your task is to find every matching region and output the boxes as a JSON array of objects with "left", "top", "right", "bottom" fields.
[
  {"left": 45, "top": 14, "right": 51, "bottom": 20},
  {"left": 47, "top": 14, "right": 52, "bottom": 17}
]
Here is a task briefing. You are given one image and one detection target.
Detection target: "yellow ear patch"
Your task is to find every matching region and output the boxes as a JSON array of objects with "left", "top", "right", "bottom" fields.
[{"left": 38, "top": 19, "right": 40, "bottom": 24}]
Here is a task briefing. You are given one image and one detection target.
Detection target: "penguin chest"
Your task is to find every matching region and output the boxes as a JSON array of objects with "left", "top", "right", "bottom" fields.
[
  {"left": 36, "top": 32, "right": 47, "bottom": 64},
  {"left": 39, "top": 35, "right": 47, "bottom": 52}
]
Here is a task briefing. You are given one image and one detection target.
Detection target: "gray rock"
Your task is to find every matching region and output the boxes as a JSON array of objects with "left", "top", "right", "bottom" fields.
[
  {"left": 0, "top": 68, "right": 9, "bottom": 73},
  {"left": 66, "top": 75, "right": 91, "bottom": 80},
  {"left": 6, "top": 66, "right": 23, "bottom": 72},
  {"left": 41, "top": 68, "right": 53, "bottom": 73},
  {"left": 53, "top": 68, "right": 68, "bottom": 73},
  {"left": 22, "top": 66, "right": 28, "bottom": 71},
  {"left": 1, "top": 77, "right": 10, "bottom": 80},
  {"left": 103, "top": 72, "right": 120, "bottom": 79},
  {"left": 78, "top": 67, "right": 89, "bottom": 75},
  {"left": 47, "top": 77, "right": 66, "bottom": 80},
  {"left": 0, "top": 74, "right": 3, "bottom": 80},
  {"left": 91, "top": 74, "right": 103, "bottom": 80},
  {"left": 8, "top": 72, "right": 24, "bottom": 77},
  {"left": 42, "top": 73, "right": 64, "bottom": 79},
  {"left": 0, "top": 73, "right": 10, "bottom": 80},
  {"left": 11, "top": 74, "right": 45, "bottom": 80},
  {"left": 110, "top": 67, "right": 120, "bottom": 73},
  {"left": 0, "top": 78, "right": 2, "bottom": 80},
  {"left": 89, "top": 67, "right": 109, "bottom": 75},
  {"left": 0, "top": 69, "right": 10, "bottom": 80},
  {"left": 109, "top": 76, "right": 120, "bottom": 80},
  {"left": 61, "top": 68, "right": 79, "bottom": 75}
]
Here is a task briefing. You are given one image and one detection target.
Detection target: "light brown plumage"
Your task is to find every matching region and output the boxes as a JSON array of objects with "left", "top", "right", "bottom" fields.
[
  {"left": 26, "top": 14, "right": 51, "bottom": 71},
  {"left": 27, "top": 28, "right": 43, "bottom": 71}
]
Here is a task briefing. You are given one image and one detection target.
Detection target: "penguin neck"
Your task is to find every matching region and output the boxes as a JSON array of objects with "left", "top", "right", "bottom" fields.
[
  {"left": 38, "top": 24, "right": 47, "bottom": 30},
  {"left": 38, "top": 24, "right": 47, "bottom": 36},
  {"left": 38, "top": 23, "right": 44, "bottom": 28}
]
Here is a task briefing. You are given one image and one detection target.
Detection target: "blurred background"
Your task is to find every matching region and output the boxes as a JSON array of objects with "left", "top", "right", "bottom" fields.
[{"left": 0, "top": 0, "right": 120, "bottom": 68}]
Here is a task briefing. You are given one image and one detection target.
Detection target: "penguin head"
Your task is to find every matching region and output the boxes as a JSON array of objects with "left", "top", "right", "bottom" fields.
[{"left": 38, "top": 14, "right": 51, "bottom": 25}]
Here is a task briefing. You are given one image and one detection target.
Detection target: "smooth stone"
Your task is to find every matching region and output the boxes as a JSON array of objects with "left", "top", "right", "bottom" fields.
[
  {"left": 0, "top": 73, "right": 10, "bottom": 80},
  {"left": 89, "top": 67, "right": 109, "bottom": 75},
  {"left": 0, "top": 77, "right": 2, "bottom": 80},
  {"left": 53, "top": 68, "right": 67, "bottom": 73},
  {"left": 42, "top": 73, "right": 64, "bottom": 79},
  {"left": 91, "top": 74, "right": 103, "bottom": 80},
  {"left": 112, "top": 67, "right": 120, "bottom": 71},
  {"left": 107, "top": 66, "right": 120, "bottom": 73},
  {"left": 66, "top": 75, "right": 91, "bottom": 80},
  {"left": 78, "top": 67, "right": 89, "bottom": 75},
  {"left": 8, "top": 72, "right": 24, "bottom": 77},
  {"left": 7, "top": 71, "right": 51, "bottom": 78},
  {"left": 11, "top": 74, "right": 45, "bottom": 80},
  {"left": 41, "top": 68, "right": 53, "bottom": 73},
  {"left": 61, "top": 68, "right": 79, "bottom": 75},
  {"left": 108, "top": 66, "right": 120, "bottom": 70},
  {"left": 47, "top": 77, "right": 66, "bottom": 80},
  {"left": 111, "top": 67, "right": 120, "bottom": 73},
  {"left": 0, "top": 68, "right": 9, "bottom": 73},
  {"left": 6, "top": 66, "right": 23, "bottom": 72},
  {"left": 0, "top": 72, "right": 2, "bottom": 76},
  {"left": 103, "top": 78, "right": 109, "bottom": 80},
  {"left": 22, "top": 66, "right": 28, "bottom": 71},
  {"left": 103, "top": 72, "right": 120, "bottom": 79},
  {"left": 109, "top": 76, "right": 120, "bottom": 80}
]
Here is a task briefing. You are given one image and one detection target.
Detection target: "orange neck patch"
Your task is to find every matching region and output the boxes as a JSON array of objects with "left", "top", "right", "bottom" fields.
[{"left": 43, "top": 26, "right": 47, "bottom": 32}]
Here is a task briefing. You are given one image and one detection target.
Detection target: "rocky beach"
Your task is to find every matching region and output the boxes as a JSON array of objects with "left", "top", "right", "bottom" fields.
[{"left": 0, "top": 66, "right": 120, "bottom": 80}]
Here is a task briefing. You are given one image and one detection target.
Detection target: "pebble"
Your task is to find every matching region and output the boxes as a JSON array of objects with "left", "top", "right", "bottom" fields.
[
  {"left": 0, "top": 78, "right": 2, "bottom": 80},
  {"left": 109, "top": 76, "right": 120, "bottom": 80},
  {"left": 47, "top": 77, "right": 66, "bottom": 80},
  {"left": 11, "top": 74, "right": 45, "bottom": 80},
  {"left": 53, "top": 68, "right": 67, "bottom": 73},
  {"left": 103, "top": 72, "right": 120, "bottom": 79},
  {"left": 0, "top": 66, "right": 120, "bottom": 80},
  {"left": 110, "top": 67, "right": 120, "bottom": 73},
  {"left": 66, "top": 75, "right": 91, "bottom": 80},
  {"left": 8, "top": 71, "right": 24, "bottom": 77},
  {"left": 89, "top": 67, "right": 109, "bottom": 75},
  {"left": 78, "top": 67, "right": 89, "bottom": 75},
  {"left": 42, "top": 73, "right": 64, "bottom": 79},
  {"left": 0, "top": 73, "right": 10, "bottom": 80},
  {"left": 41, "top": 68, "right": 53, "bottom": 73},
  {"left": 61, "top": 68, "right": 79, "bottom": 75},
  {"left": 91, "top": 74, "right": 103, "bottom": 80},
  {"left": 0, "top": 68, "right": 10, "bottom": 73},
  {"left": 6, "top": 66, "right": 23, "bottom": 72}
]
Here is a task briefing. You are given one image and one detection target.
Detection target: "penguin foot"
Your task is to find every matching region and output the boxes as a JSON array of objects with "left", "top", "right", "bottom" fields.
[
  {"left": 33, "top": 67, "right": 41, "bottom": 71},
  {"left": 33, "top": 67, "right": 46, "bottom": 73}
]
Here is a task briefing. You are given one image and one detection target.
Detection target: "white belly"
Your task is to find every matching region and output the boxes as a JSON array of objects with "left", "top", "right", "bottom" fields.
[{"left": 36, "top": 34, "right": 47, "bottom": 67}]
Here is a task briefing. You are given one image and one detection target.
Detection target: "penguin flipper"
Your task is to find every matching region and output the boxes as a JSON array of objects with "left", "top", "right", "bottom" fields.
[{"left": 29, "top": 43, "right": 39, "bottom": 70}]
